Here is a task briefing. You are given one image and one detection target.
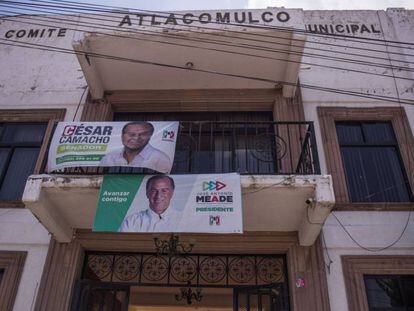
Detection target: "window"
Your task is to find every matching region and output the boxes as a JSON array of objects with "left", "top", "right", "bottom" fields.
[
  {"left": 318, "top": 107, "right": 414, "bottom": 206},
  {"left": 342, "top": 256, "right": 414, "bottom": 311},
  {"left": 0, "top": 123, "right": 48, "bottom": 200},
  {"left": 364, "top": 275, "right": 414, "bottom": 310},
  {"left": 336, "top": 122, "right": 412, "bottom": 202},
  {"left": 0, "top": 251, "right": 27, "bottom": 310}
]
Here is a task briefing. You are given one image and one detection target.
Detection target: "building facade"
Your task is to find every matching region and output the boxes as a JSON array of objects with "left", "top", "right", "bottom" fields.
[{"left": 0, "top": 4, "right": 413, "bottom": 311}]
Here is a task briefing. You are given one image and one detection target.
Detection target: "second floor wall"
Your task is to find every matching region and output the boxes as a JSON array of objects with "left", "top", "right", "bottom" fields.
[{"left": 0, "top": 8, "right": 413, "bottom": 108}]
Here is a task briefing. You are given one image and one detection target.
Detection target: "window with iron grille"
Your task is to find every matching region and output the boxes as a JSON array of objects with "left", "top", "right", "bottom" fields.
[
  {"left": 364, "top": 275, "right": 414, "bottom": 310},
  {"left": 336, "top": 121, "right": 412, "bottom": 202},
  {"left": 0, "top": 123, "right": 48, "bottom": 200},
  {"left": 114, "top": 112, "right": 278, "bottom": 174}
]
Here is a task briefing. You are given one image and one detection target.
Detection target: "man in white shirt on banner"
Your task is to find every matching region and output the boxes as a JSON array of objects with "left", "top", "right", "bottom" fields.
[
  {"left": 100, "top": 121, "right": 172, "bottom": 173},
  {"left": 119, "top": 175, "right": 181, "bottom": 232}
]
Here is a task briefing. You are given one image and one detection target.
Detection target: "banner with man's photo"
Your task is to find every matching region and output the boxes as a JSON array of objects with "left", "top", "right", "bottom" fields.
[
  {"left": 93, "top": 173, "right": 243, "bottom": 233},
  {"left": 47, "top": 121, "right": 179, "bottom": 173}
]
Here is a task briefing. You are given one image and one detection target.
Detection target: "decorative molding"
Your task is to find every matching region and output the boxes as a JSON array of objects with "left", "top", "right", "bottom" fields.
[
  {"left": 0, "top": 201, "right": 25, "bottom": 208},
  {"left": 318, "top": 107, "right": 414, "bottom": 208},
  {"left": 34, "top": 239, "right": 83, "bottom": 311},
  {"left": 0, "top": 109, "right": 66, "bottom": 123},
  {"left": 80, "top": 89, "right": 294, "bottom": 117},
  {"left": 80, "top": 95, "right": 113, "bottom": 121},
  {"left": 342, "top": 255, "right": 414, "bottom": 311},
  {"left": 81, "top": 89, "right": 304, "bottom": 118},
  {"left": 75, "top": 230, "right": 299, "bottom": 253},
  {"left": 0, "top": 251, "right": 27, "bottom": 311},
  {"left": 288, "top": 236, "right": 331, "bottom": 311},
  {"left": 106, "top": 89, "right": 281, "bottom": 113},
  {"left": 273, "top": 88, "right": 305, "bottom": 122},
  {"left": 0, "top": 109, "right": 66, "bottom": 208},
  {"left": 0, "top": 109, "right": 66, "bottom": 174},
  {"left": 273, "top": 89, "right": 306, "bottom": 172},
  {"left": 335, "top": 202, "right": 414, "bottom": 211}
]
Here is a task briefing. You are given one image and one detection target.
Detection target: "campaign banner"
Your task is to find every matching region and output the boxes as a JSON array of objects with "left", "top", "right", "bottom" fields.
[
  {"left": 47, "top": 121, "right": 179, "bottom": 173},
  {"left": 93, "top": 173, "right": 243, "bottom": 233}
]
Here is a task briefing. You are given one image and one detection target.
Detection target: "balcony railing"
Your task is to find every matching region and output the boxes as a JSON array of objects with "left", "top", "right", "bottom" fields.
[{"left": 44, "top": 121, "right": 320, "bottom": 175}]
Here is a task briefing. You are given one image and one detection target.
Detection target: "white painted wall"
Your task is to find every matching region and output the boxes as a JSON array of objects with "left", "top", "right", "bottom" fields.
[
  {"left": 0, "top": 209, "right": 50, "bottom": 311},
  {"left": 302, "top": 8, "right": 414, "bottom": 311},
  {"left": 0, "top": 15, "right": 87, "bottom": 120},
  {"left": 323, "top": 211, "right": 414, "bottom": 311},
  {"left": 0, "top": 16, "right": 82, "bottom": 311}
]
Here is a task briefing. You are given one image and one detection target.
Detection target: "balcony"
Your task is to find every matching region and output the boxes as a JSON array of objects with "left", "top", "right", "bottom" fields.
[
  {"left": 74, "top": 29, "right": 305, "bottom": 99},
  {"left": 47, "top": 121, "right": 320, "bottom": 175},
  {"left": 23, "top": 121, "right": 334, "bottom": 246}
]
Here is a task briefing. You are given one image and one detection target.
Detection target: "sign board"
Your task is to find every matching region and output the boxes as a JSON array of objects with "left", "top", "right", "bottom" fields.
[
  {"left": 47, "top": 121, "right": 179, "bottom": 173},
  {"left": 93, "top": 173, "right": 243, "bottom": 233}
]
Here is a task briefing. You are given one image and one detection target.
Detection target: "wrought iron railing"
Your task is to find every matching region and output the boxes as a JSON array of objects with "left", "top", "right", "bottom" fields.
[{"left": 43, "top": 121, "right": 320, "bottom": 175}]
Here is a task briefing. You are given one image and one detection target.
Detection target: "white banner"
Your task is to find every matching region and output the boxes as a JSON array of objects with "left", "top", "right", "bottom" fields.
[
  {"left": 93, "top": 173, "right": 243, "bottom": 234},
  {"left": 47, "top": 121, "right": 179, "bottom": 173}
]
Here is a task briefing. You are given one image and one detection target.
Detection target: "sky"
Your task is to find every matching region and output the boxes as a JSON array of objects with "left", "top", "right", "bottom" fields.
[{"left": 70, "top": 0, "right": 414, "bottom": 11}]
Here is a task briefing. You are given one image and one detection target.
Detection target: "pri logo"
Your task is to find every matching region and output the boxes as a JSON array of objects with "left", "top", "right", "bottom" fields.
[
  {"left": 62, "top": 125, "right": 76, "bottom": 136},
  {"left": 209, "top": 216, "right": 220, "bottom": 225},
  {"left": 203, "top": 181, "right": 226, "bottom": 191},
  {"left": 162, "top": 130, "right": 175, "bottom": 141}
]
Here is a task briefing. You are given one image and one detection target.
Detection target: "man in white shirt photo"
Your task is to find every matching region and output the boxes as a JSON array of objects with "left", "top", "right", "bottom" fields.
[
  {"left": 119, "top": 175, "right": 181, "bottom": 232},
  {"left": 100, "top": 121, "right": 172, "bottom": 173}
]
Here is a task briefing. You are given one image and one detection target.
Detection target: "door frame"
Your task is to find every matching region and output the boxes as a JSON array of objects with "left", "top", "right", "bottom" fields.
[{"left": 34, "top": 231, "right": 330, "bottom": 311}]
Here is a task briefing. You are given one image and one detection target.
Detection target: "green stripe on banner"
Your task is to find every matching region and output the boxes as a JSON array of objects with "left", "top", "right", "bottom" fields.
[
  {"left": 57, "top": 144, "right": 107, "bottom": 154},
  {"left": 93, "top": 175, "right": 144, "bottom": 232},
  {"left": 56, "top": 154, "right": 105, "bottom": 164}
]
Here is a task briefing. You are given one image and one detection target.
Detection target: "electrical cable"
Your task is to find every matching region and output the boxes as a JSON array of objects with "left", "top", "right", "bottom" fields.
[
  {"left": 4, "top": 0, "right": 414, "bottom": 58},
  {"left": 3, "top": 14, "right": 414, "bottom": 81},
  {"left": 30, "top": 0, "right": 414, "bottom": 48},
  {"left": 0, "top": 39, "right": 414, "bottom": 105},
  {"left": 1, "top": 37, "right": 413, "bottom": 106},
  {"left": 242, "top": 179, "right": 287, "bottom": 195},
  {"left": 321, "top": 228, "right": 333, "bottom": 274},
  {"left": 2, "top": 4, "right": 414, "bottom": 74},
  {"left": 330, "top": 13, "right": 413, "bottom": 254},
  {"left": 72, "top": 85, "right": 88, "bottom": 121},
  {"left": 2, "top": 10, "right": 414, "bottom": 81},
  {"left": 20, "top": 4, "right": 414, "bottom": 63},
  {"left": 331, "top": 211, "right": 411, "bottom": 252},
  {"left": 4, "top": 3, "right": 412, "bottom": 71},
  {"left": 1, "top": 0, "right": 412, "bottom": 255},
  {"left": 379, "top": 12, "right": 412, "bottom": 251},
  {"left": 338, "top": 39, "right": 412, "bottom": 253},
  {"left": 3, "top": 3, "right": 411, "bottom": 86}
]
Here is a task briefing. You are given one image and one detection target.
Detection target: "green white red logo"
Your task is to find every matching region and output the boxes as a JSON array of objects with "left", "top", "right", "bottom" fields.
[{"left": 162, "top": 130, "right": 175, "bottom": 141}]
